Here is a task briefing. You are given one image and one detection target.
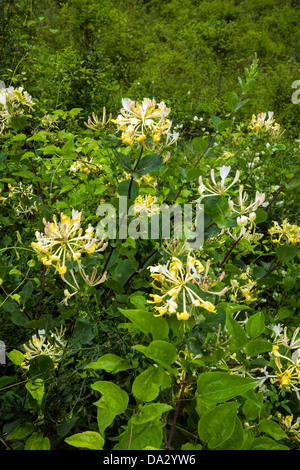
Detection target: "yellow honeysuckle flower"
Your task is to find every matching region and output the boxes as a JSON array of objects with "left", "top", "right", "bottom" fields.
[
  {"left": 112, "top": 97, "right": 179, "bottom": 150},
  {"left": 147, "top": 253, "right": 226, "bottom": 320},
  {"left": 21, "top": 328, "right": 66, "bottom": 371},
  {"left": 134, "top": 194, "right": 159, "bottom": 217},
  {"left": 31, "top": 210, "right": 108, "bottom": 278},
  {"left": 269, "top": 219, "right": 300, "bottom": 245},
  {"left": 248, "top": 111, "right": 283, "bottom": 138}
]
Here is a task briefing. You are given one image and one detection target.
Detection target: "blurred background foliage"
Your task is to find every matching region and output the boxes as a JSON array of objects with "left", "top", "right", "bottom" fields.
[{"left": 1, "top": 0, "right": 300, "bottom": 137}]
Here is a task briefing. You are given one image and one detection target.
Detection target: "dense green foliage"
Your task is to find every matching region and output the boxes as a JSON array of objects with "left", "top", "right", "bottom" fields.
[
  {"left": 1, "top": 0, "right": 300, "bottom": 136},
  {"left": 0, "top": 0, "right": 299, "bottom": 452}
]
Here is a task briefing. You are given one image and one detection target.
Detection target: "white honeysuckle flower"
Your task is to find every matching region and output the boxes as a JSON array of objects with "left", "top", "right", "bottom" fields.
[
  {"left": 112, "top": 97, "right": 178, "bottom": 149},
  {"left": 31, "top": 211, "right": 107, "bottom": 276},
  {"left": 229, "top": 185, "right": 265, "bottom": 215},
  {"left": 237, "top": 215, "right": 248, "bottom": 227},
  {"left": 198, "top": 165, "right": 240, "bottom": 200},
  {"left": 0, "top": 85, "right": 35, "bottom": 133}
]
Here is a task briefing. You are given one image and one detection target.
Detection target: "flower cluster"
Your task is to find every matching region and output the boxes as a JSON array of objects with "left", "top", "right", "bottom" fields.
[
  {"left": 0, "top": 85, "right": 35, "bottom": 132},
  {"left": 269, "top": 219, "right": 300, "bottom": 245},
  {"left": 2, "top": 182, "right": 38, "bottom": 215},
  {"left": 248, "top": 111, "right": 282, "bottom": 138},
  {"left": 268, "top": 327, "right": 300, "bottom": 396},
  {"left": 31, "top": 210, "right": 108, "bottom": 276},
  {"left": 112, "top": 97, "right": 179, "bottom": 149},
  {"left": 134, "top": 194, "right": 160, "bottom": 217},
  {"left": 278, "top": 414, "right": 300, "bottom": 442},
  {"left": 21, "top": 327, "right": 66, "bottom": 370},
  {"left": 198, "top": 166, "right": 265, "bottom": 242},
  {"left": 69, "top": 158, "right": 95, "bottom": 175},
  {"left": 147, "top": 253, "right": 227, "bottom": 320},
  {"left": 229, "top": 267, "right": 258, "bottom": 303}
]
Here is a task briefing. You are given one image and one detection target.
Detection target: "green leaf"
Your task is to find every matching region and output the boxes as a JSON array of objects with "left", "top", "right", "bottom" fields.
[
  {"left": 186, "top": 166, "right": 203, "bottom": 182},
  {"left": 0, "top": 376, "right": 14, "bottom": 390},
  {"left": 72, "top": 317, "right": 97, "bottom": 344},
  {"left": 92, "top": 381, "right": 129, "bottom": 415},
  {"left": 192, "top": 137, "right": 208, "bottom": 154},
  {"left": 117, "top": 179, "right": 139, "bottom": 200},
  {"left": 113, "top": 421, "right": 164, "bottom": 450},
  {"left": 24, "top": 432, "right": 50, "bottom": 450},
  {"left": 210, "top": 115, "right": 221, "bottom": 130},
  {"left": 275, "top": 307, "right": 293, "bottom": 321},
  {"left": 217, "top": 120, "right": 232, "bottom": 132},
  {"left": 198, "top": 402, "right": 240, "bottom": 449},
  {"left": 226, "top": 91, "right": 239, "bottom": 110},
  {"left": 258, "top": 419, "right": 288, "bottom": 441},
  {"left": 20, "top": 281, "right": 33, "bottom": 307},
  {"left": 245, "top": 340, "right": 273, "bottom": 357},
  {"left": 118, "top": 308, "right": 169, "bottom": 341},
  {"left": 114, "top": 151, "right": 132, "bottom": 172},
  {"left": 246, "top": 312, "right": 265, "bottom": 339},
  {"left": 254, "top": 208, "right": 268, "bottom": 224},
  {"left": 235, "top": 98, "right": 249, "bottom": 111},
  {"left": 135, "top": 153, "right": 163, "bottom": 176},
  {"left": 21, "top": 151, "right": 35, "bottom": 161},
  {"left": 65, "top": 431, "right": 104, "bottom": 450},
  {"left": 91, "top": 381, "right": 129, "bottom": 435},
  {"left": 61, "top": 136, "right": 75, "bottom": 155},
  {"left": 7, "top": 349, "right": 25, "bottom": 366},
  {"left": 69, "top": 108, "right": 83, "bottom": 117},
  {"left": 131, "top": 403, "right": 173, "bottom": 424},
  {"left": 25, "top": 379, "right": 45, "bottom": 406},
  {"left": 132, "top": 365, "right": 169, "bottom": 402},
  {"left": 27, "top": 131, "right": 48, "bottom": 143},
  {"left": 85, "top": 353, "right": 135, "bottom": 373},
  {"left": 29, "top": 355, "right": 55, "bottom": 380},
  {"left": 6, "top": 422, "right": 34, "bottom": 441},
  {"left": 115, "top": 259, "right": 136, "bottom": 284},
  {"left": 12, "top": 133, "right": 27, "bottom": 141},
  {"left": 133, "top": 340, "right": 177, "bottom": 372},
  {"left": 216, "top": 417, "right": 244, "bottom": 450},
  {"left": 242, "top": 390, "right": 263, "bottom": 421},
  {"left": 276, "top": 245, "right": 298, "bottom": 264},
  {"left": 197, "top": 372, "right": 258, "bottom": 404},
  {"left": 226, "top": 313, "right": 247, "bottom": 349},
  {"left": 250, "top": 437, "right": 289, "bottom": 450}
]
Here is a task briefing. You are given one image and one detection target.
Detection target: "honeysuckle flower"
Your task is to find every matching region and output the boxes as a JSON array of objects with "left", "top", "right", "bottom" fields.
[
  {"left": 112, "top": 97, "right": 178, "bottom": 149},
  {"left": 136, "top": 173, "right": 157, "bottom": 188},
  {"left": 268, "top": 219, "right": 300, "bottom": 245},
  {"left": 31, "top": 210, "right": 108, "bottom": 276},
  {"left": 237, "top": 215, "right": 248, "bottom": 227},
  {"left": 278, "top": 414, "right": 300, "bottom": 442},
  {"left": 198, "top": 165, "right": 240, "bottom": 200},
  {"left": 229, "top": 267, "right": 258, "bottom": 303},
  {"left": 228, "top": 184, "right": 265, "bottom": 215},
  {"left": 84, "top": 108, "right": 112, "bottom": 131},
  {"left": 248, "top": 111, "right": 283, "bottom": 138},
  {"left": 147, "top": 253, "right": 227, "bottom": 320},
  {"left": 79, "top": 266, "right": 107, "bottom": 287},
  {"left": 21, "top": 327, "right": 66, "bottom": 370},
  {"left": 70, "top": 157, "right": 95, "bottom": 174},
  {"left": 134, "top": 194, "right": 160, "bottom": 217},
  {"left": 0, "top": 85, "right": 35, "bottom": 132},
  {"left": 267, "top": 328, "right": 300, "bottom": 395},
  {"left": 222, "top": 151, "right": 234, "bottom": 159}
]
